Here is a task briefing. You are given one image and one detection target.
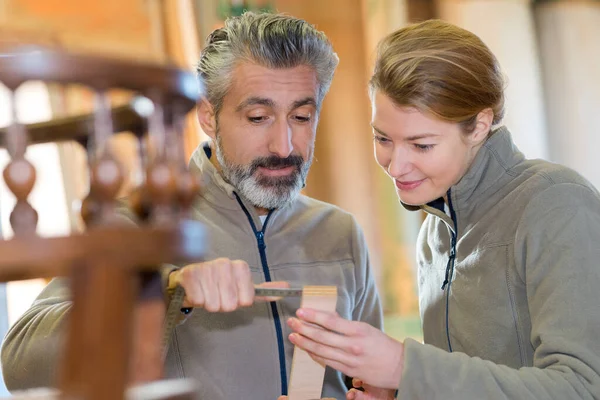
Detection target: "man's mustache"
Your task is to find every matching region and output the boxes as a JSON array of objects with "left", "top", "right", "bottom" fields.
[{"left": 250, "top": 155, "right": 304, "bottom": 173}]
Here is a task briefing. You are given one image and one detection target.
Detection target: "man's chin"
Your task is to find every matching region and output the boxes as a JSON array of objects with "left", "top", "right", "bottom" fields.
[
  {"left": 234, "top": 180, "right": 294, "bottom": 208},
  {"left": 248, "top": 195, "right": 292, "bottom": 210}
]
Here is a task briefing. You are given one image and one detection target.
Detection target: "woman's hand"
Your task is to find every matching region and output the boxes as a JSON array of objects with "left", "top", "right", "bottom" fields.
[
  {"left": 277, "top": 397, "right": 334, "bottom": 400},
  {"left": 347, "top": 378, "right": 396, "bottom": 400},
  {"left": 287, "top": 308, "right": 404, "bottom": 390}
]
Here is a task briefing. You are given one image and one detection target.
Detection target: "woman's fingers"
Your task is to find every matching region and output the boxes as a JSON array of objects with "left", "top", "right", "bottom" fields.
[
  {"left": 287, "top": 317, "right": 347, "bottom": 348},
  {"left": 288, "top": 316, "right": 368, "bottom": 357},
  {"left": 297, "top": 308, "right": 365, "bottom": 336},
  {"left": 288, "top": 332, "right": 357, "bottom": 369}
]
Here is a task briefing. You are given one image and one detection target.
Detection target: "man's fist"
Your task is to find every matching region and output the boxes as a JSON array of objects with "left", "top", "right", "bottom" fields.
[{"left": 169, "top": 258, "right": 289, "bottom": 312}]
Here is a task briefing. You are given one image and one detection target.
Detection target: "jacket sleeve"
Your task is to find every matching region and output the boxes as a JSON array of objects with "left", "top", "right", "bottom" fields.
[
  {"left": 1, "top": 277, "right": 70, "bottom": 391},
  {"left": 349, "top": 216, "right": 384, "bottom": 331},
  {"left": 397, "top": 183, "right": 600, "bottom": 399}
]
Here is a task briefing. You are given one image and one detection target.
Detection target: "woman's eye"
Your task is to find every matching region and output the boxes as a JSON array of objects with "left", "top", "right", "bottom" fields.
[
  {"left": 414, "top": 144, "right": 434, "bottom": 152},
  {"left": 374, "top": 135, "right": 390, "bottom": 144}
]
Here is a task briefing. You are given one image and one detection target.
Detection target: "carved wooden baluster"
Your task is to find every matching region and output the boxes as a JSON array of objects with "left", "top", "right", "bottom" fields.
[
  {"left": 125, "top": 118, "right": 166, "bottom": 385},
  {"left": 88, "top": 91, "right": 125, "bottom": 225},
  {"left": 3, "top": 87, "right": 38, "bottom": 236},
  {"left": 145, "top": 94, "right": 178, "bottom": 225},
  {"left": 61, "top": 89, "right": 135, "bottom": 400},
  {"left": 171, "top": 102, "right": 200, "bottom": 219},
  {"left": 128, "top": 94, "right": 177, "bottom": 385},
  {"left": 129, "top": 135, "right": 152, "bottom": 223},
  {"left": 129, "top": 99, "right": 154, "bottom": 224}
]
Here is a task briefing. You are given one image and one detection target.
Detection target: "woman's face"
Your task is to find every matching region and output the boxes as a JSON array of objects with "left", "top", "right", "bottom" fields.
[{"left": 371, "top": 91, "right": 489, "bottom": 206}]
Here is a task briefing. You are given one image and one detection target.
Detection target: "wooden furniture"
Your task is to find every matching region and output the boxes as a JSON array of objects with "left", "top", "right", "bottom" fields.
[
  {"left": 0, "top": 45, "right": 204, "bottom": 400},
  {"left": 288, "top": 286, "right": 338, "bottom": 400}
]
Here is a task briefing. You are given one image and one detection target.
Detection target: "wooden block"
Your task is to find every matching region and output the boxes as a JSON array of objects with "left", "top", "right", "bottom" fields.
[{"left": 288, "top": 286, "right": 338, "bottom": 400}]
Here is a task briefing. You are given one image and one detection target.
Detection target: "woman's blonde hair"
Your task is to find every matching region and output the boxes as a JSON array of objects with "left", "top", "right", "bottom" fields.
[{"left": 370, "top": 19, "right": 505, "bottom": 133}]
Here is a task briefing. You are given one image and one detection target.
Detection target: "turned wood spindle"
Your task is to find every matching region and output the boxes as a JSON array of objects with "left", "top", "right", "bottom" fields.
[
  {"left": 129, "top": 108, "right": 154, "bottom": 224},
  {"left": 84, "top": 91, "right": 125, "bottom": 226},
  {"left": 171, "top": 105, "right": 201, "bottom": 218},
  {"left": 144, "top": 95, "right": 178, "bottom": 224},
  {"left": 3, "top": 89, "right": 38, "bottom": 236},
  {"left": 145, "top": 160, "right": 178, "bottom": 224}
]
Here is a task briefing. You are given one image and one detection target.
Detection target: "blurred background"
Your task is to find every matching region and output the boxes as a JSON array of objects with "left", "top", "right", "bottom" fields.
[{"left": 0, "top": 0, "right": 599, "bottom": 393}]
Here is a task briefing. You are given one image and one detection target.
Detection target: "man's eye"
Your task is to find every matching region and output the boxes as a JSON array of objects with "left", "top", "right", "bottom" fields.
[
  {"left": 248, "top": 116, "right": 268, "bottom": 123},
  {"left": 293, "top": 115, "right": 311, "bottom": 123}
]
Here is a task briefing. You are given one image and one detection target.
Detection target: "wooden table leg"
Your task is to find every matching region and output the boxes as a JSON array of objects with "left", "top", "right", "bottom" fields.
[{"left": 59, "top": 261, "right": 136, "bottom": 400}]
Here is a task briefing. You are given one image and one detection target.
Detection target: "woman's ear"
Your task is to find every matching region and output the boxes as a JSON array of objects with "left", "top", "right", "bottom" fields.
[
  {"left": 469, "top": 108, "right": 494, "bottom": 146},
  {"left": 197, "top": 99, "right": 217, "bottom": 140}
]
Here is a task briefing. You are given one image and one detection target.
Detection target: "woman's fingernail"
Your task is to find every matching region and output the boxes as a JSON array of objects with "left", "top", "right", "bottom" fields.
[{"left": 297, "top": 308, "right": 306, "bottom": 318}]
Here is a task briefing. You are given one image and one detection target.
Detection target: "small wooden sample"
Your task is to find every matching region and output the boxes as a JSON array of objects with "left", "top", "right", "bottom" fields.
[{"left": 288, "top": 286, "right": 338, "bottom": 400}]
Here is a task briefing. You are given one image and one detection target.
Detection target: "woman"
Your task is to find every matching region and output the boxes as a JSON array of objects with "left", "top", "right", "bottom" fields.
[{"left": 286, "top": 19, "right": 600, "bottom": 399}]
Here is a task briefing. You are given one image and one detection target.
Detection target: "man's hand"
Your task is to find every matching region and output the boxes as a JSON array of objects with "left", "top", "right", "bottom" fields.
[{"left": 168, "top": 258, "right": 289, "bottom": 312}]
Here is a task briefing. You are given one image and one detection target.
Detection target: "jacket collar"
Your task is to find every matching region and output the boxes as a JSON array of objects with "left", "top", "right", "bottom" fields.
[
  {"left": 189, "top": 142, "right": 246, "bottom": 211},
  {"left": 405, "top": 126, "right": 525, "bottom": 230},
  {"left": 450, "top": 126, "right": 524, "bottom": 206}
]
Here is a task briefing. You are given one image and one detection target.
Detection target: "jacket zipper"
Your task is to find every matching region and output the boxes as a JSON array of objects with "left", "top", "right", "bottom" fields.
[
  {"left": 233, "top": 193, "right": 288, "bottom": 395},
  {"left": 441, "top": 188, "right": 457, "bottom": 352}
]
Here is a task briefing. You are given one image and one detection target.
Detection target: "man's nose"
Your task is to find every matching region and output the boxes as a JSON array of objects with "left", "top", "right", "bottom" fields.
[{"left": 268, "top": 121, "right": 293, "bottom": 158}]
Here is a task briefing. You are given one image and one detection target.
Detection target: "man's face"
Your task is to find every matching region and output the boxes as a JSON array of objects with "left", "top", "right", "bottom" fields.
[{"left": 211, "top": 62, "right": 319, "bottom": 210}]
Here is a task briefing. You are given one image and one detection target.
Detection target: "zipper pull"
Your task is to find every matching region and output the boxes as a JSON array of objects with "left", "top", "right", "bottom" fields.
[
  {"left": 441, "top": 253, "right": 453, "bottom": 290},
  {"left": 441, "top": 277, "right": 450, "bottom": 291},
  {"left": 256, "top": 231, "right": 265, "bottom": 249},
  {"left": 442, "top": 233, "right": 458, "bottom": 290}
]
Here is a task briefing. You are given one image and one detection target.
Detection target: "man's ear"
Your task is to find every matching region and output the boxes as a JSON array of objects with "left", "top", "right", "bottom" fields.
[
  {"left": 197, "top": 99, "right": 217, "bottom": 140},
  {"left": 468, "top": 108, "right": 494, "bottom": 146}
]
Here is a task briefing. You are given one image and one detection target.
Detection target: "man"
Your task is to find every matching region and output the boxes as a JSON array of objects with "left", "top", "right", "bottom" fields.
[{"left": 1, "top": 12, "right": 383, "bottom": 400}]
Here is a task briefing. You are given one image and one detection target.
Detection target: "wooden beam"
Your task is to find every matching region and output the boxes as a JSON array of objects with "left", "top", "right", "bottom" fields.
[{"left": 406, "top": 0, "right": 437, "bottom": 21}]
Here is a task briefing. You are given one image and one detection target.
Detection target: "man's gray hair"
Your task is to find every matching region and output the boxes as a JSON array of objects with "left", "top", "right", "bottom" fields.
[{"left": 196, "top": 12, "right": 339, "bottom": 116}]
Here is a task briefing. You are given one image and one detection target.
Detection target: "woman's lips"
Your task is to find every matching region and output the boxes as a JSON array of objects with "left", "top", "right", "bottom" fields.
[{"left": 395, "top": 179, "right": 425, "bottom": 191}]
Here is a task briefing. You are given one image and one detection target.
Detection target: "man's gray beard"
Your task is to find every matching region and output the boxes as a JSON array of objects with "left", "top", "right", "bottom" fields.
[{"left": 215, "top": 136, "right": 311, "bottom": 210}]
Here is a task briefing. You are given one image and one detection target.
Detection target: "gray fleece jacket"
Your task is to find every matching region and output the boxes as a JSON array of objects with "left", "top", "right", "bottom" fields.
[
  {"left": 398, "top": 127, "right": 600, "bottom": 399},
  {"left": 1, "top": 143, "right": 383, "bottom": 400}
]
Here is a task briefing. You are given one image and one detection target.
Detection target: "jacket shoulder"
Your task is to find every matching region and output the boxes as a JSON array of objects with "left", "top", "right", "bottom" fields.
[
  {"left": 293, "top": 195, "right": 358, "bottom": 225},
  {"left": 513, "top": 159, "right": 600, "bottom": 205}
]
